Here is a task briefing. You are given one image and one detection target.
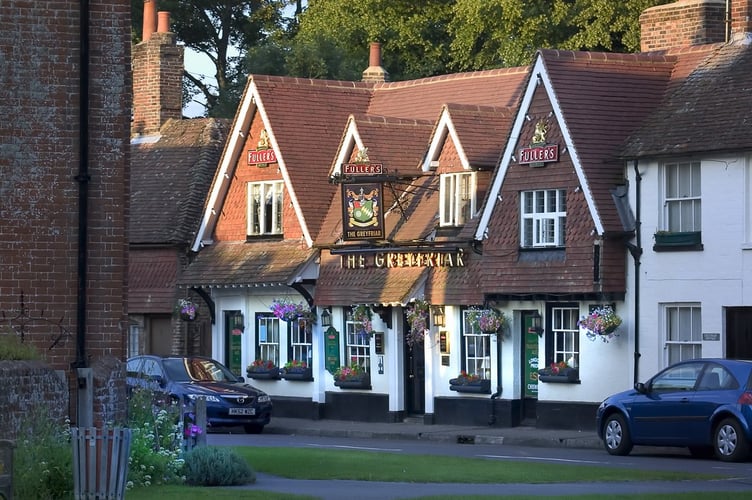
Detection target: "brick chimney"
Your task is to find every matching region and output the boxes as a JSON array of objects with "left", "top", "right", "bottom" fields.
[
  {"left": 640, "top": 0, "right": 726, "bottom": 51},
  {"left": 729, "top": 0, "right": 752, "bottom": 40},
  {"left": 361, "top": 42, "right": 389, "bottom": 83},
  {"left": 131, "top": 1, "right": 184, "bottom": 137}
]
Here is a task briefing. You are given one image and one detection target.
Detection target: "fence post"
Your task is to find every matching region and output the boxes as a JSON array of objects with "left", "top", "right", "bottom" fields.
[
  {"left": 0, "top": 439, "right": 14, "bottom": 500},
  {"left": 72, "top": 427, "right": 132, "bottom": 500}
]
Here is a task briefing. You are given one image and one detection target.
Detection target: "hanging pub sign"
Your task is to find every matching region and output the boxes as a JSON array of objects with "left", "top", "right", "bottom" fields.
[
  {"left": 342, "top": 182, "right": 384, "bottom": 240},
  {"left": 518, "top": 119, "right": 558, "bottom": 167}
]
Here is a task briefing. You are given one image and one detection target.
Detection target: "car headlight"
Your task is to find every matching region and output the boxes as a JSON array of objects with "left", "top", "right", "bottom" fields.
[
  {"left": 187, "top": 394, "right": 221, "bottom": 403},
  {"left": 257, "top": 394, "right": 271, "bottom": 403}
]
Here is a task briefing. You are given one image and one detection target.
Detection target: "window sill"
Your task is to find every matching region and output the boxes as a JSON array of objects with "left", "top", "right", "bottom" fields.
[
  {"left": 245, "top": 233, "right": 283, "bottom": 242},
  {"left": 653, "top": 231, "right": 702, "bottom": 252},
  {"left": 538, "top": 375, "right": 581, "bottom": 384}
]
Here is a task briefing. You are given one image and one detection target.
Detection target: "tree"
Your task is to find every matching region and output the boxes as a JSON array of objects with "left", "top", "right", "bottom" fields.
[{"left": 131, "top": 0, "right": 291, "bottom": 117}]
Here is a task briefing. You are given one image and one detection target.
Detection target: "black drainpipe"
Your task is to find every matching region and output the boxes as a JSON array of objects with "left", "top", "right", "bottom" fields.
[
  {"left": 630, "top": 160, "right": 643, "bottom": 385},
  {"left": 74, "top": 0, "right": 90, "bottom": 370}
]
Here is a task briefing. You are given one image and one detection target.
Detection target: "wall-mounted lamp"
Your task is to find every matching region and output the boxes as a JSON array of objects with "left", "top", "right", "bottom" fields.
[
  {"left": 321, "top": 308, "right": 331, "bottom": 328},
  {"left": 530, "top": 310, "right": 544, "bottom": 337},
  {"left": 432, "top": 306, "right": 445, "bottom": 327}
]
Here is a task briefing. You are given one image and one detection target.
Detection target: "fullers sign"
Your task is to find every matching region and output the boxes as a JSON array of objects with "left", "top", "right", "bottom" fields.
[
  {"left": 342, "top": 163, "right": 383, "bottom": 175},
  {"left": 247, "top": 148, "right": 277, "bottom": 166},
  {"left": 518, "top": 144, "right": 558, "bottom": 165}
]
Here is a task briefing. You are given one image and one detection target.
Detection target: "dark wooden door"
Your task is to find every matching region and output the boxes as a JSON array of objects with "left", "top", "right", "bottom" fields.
[
  {"left": 726, "top": 307, "right": 752, "bottom": 359},
  {"left": 405, "top": 331, "right": 425, "bottom": 415}
]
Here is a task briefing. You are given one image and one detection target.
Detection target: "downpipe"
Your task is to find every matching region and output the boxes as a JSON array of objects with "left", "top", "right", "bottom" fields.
[{"left": 488, "top": 335, "right": 503, "bottom": 425}]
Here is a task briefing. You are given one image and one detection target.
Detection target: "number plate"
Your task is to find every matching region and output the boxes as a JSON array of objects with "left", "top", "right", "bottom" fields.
[{"left": 229, "top": 407, "right": 255, "bottom": 416}]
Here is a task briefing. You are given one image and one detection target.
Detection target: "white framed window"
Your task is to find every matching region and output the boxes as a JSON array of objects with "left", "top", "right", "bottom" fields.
[
  {"left": 662, "top": 161, "right": 701, "bottom": 232},
  {"left": 664, "top": 304, "right": 702, "bottom": 365},
  {"left": 346, "top": 312, "right": 370, "bottom": 372},
  {"left": 289, "top": 319, "right": 313, "bottom": 366},
  {"left": 128, "top": 323, "right": 141, "bottom": 358},
  {"left": 552, "top": 307, "right": 579, "bottom": 367},
  {"left": 247, "top": 181, "right": 283, "bottom": 235},
  {"left": 257, "top": 314, "right": 280, "bottom": 365},
  {"left": 462, "top": 309, "right": 491, "bottom": 379},
  {"left": 521, "top": 189, "right": 566, "bottom": 248},
  {"left": 440, "top": 172, "right": 476, "bottom": 226}
]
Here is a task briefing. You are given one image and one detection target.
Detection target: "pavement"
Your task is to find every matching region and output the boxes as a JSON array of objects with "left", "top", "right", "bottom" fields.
[{"left": 263, "top": 416, "right": 604, "bottom": 449}]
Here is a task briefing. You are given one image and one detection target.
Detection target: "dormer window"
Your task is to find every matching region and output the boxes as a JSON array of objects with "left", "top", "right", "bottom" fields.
[
  {"left": 247, "top": 181, "right": 283, "bottom": 236},
  {"left": 439, "top": 172, "right": 476, "bottom": 227},
  {"left": 521, "top": 189, "right": 566, "bottom": 248}
]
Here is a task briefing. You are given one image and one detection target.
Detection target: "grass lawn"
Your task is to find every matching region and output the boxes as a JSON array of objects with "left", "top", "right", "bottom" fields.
[{"left": 126, "top": 446, "right": 744, "bottom": 500}]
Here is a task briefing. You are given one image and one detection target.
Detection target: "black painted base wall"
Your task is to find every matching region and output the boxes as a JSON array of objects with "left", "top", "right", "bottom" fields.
[
  {"left": 432, "top": 397, "right": 520, "bottom": 427},
  {"left": 270, "top": 396, "right": 323, "bottom": 420},
  {"left": 535, "top": 401, "right": 598, "bottom": 431},
  {"left": 324, "top": 391, "right": 390, "bottom": 422}
]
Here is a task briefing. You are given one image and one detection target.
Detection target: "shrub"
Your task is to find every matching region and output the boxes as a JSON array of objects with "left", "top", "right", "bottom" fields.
[
  {"left": 0, "top": 329, "right": 40, "bottom": 360},
  {"left": 14, "top": 411, "right": 73, "bottom": 499},
  {"left": 182, "top": 446, "right": 256, "bottom": 486},
  {"left": 126, "top": 387, "right": 185, "bottom": 488}
]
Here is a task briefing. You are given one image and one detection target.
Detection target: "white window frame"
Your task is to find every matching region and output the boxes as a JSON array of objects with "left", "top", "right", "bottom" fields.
[
  {"left": 462, "top": 309, "right": 491, "bottom": 379},
  {"left": 346, "top": 313, "right": 370, "bottom": 372},
  {"left": 663, "top": 303, "right": 702, "bottom": 365},
  {"left": 521, "top": 189, "right": 566, "bottom": 248},
  {"left": 257, "top": 315, "right": 280, "bottom": 365},
  {"left": 552, "top": 307, "right": 579, "bottom": 367},
  {"left": 289, "top": 319, "right": 313, "bottom": 366},
  {"left": 662, "top": 160, "right": 701, "bottom": 232},
  {"left": 439, "top": 172, "right": 476, "bottom": 227},
  {"left": 247, "top": 180, "right": 283, "bottom": 236}
]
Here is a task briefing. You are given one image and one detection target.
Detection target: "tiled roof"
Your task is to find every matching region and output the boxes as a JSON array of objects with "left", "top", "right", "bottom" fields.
[
  {"left": 177, "top": 239, "right": 315, "bottom": 288},
  {"left": 313, "top": 251, "right": 427, "bottom": 306},
  {"left": 130, "top": 118, "right": 229, "bottom": 244},
  {"left": 443, "top": 104, "right": 514, "bottom": 169},
  {"left": 129, "top": 247, "right": 177, "bottom": 313},
  {"left": 251, "top": 77, "right": 373, "bottom": 241},
  {"left": 621, "top": 42, "right": 749, "bottom": 157}
]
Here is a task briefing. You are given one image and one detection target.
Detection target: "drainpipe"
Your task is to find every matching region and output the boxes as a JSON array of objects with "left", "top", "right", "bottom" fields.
[
  {"left": 488, "top": 335, "right": 503, "bottom": 425},
  {"left": 629, "top": 160, "right": 643, "bottom": 385},
  {"left": 75, "top": 0, "right": 90, "bottom": 370}
]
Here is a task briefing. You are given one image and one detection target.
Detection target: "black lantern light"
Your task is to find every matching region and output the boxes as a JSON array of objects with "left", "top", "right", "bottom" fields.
[
  {"left": 530, "top": 310, "right": 543, "bottom": 337},
  {"left": 320, "top": 308, "right": 331, "bottom": 328},
  {"left": 432, "top": 306, "right": 445, "bottom": 327}
]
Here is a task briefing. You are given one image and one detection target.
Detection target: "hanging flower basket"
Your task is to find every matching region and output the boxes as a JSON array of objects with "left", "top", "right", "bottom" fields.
[
  {"left": 578, "top": 306, "right": 622, "bottom": 342},
  {"left": 538, "top": 361, "right": 579, "bottom": 383},
  {"left": 176, "top": 298, "right": 198, "bottom": 321},
  {"left": 467, "top": 307, "right": 507, "bottom": 335},
  {"left": 246, "top": 359, "right": 280, "bottom": 380},
  {"left": 405, "top": 298, "right": 430, "bottom": 347},
  {"left": 350, "top": 304, "right": 375, "bottom": 336},
  {"left": 270, "top": 298, "right": 316, "bottom": 323}
]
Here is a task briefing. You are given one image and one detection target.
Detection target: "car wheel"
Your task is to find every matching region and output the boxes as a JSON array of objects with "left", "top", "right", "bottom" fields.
[
  {"left": 688, "top": 446, "right": 714, "bottom": 459},
  {"left": 602, "top": 413, "right": 633, "bottom": 456},
  {"left": 244, "top": 423, "right": 264, "bottom": 434},
  {"left": 714, "top": 418, "right": 750, "bottom": 462}
]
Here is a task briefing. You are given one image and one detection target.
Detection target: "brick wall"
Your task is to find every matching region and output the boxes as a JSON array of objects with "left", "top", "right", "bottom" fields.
[
  {"left": 0, "top": 1, "right": 131, "bottom": 426},
  {"left": 640, "top": 0, "right": 726, "bottom": 51}
]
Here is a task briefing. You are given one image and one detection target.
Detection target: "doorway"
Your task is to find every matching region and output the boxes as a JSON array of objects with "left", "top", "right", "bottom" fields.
[
  {"left": 405, "top": 321, "right": 425, "bottom": 415},
  {"left": 725, "top": 307, "right": 752, "bottom": 359},
  {"left": 520, "top": 311, "right": 539, "bottom": 424}
]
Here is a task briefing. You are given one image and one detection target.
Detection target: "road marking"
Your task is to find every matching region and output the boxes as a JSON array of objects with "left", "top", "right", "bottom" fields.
[
  {"left": 479, "top": 454, "right": 603, "bottom": 465},
  {"left": 307, "top": 443, "right": 403, "bottom": 452}
]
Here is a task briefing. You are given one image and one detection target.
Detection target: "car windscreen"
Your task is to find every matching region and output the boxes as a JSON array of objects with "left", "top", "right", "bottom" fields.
[{"left": 163, "top": 358, "right": 239, "bottom": 383}]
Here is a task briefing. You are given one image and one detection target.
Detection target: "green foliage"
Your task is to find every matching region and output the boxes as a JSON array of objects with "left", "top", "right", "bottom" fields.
[
  {"left": 182, "top": 446, "right": 256, "bottom": 486},
  {"left": 0, "top": 329, "right": 40, "bottom": 360},
  {"left": 126, "top": 387, "right": 186, "bottom": 488},
  {"left": 14, "top": 411, "right": 73, "bottom": 499}
]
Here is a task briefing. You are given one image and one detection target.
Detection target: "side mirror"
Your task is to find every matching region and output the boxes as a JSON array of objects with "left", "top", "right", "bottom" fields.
[
  {"left": 237, "top": 376, "right": 245, "bottom": 383},
  {"left": 634, "top": 382, "right": 647, "bottom": 393}
]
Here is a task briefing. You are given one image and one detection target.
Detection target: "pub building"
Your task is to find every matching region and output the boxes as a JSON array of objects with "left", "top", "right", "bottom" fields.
[{"left": 180, "top": 0, "right": 752, "bottom": 430}]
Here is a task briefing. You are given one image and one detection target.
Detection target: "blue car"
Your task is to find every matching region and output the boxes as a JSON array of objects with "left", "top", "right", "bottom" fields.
[
  {"left": 126, "top": 355, "right": 273, "bottom": 433},
  {"left": 596, "top": 358, "right": 752, "bottom": 462}
]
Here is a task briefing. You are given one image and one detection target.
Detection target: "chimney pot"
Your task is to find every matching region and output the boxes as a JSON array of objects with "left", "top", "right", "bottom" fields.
[
  {"left": 158, "top": 11, "right": 171, "bottom": 33},
  {"left": 369, "top": 42, "right": 382, "bottom": 67},
  {"left": 142, "top": 0, "right": 157, "bottom": 41}
]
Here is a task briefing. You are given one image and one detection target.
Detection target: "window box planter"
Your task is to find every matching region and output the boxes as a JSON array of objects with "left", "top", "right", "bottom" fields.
[
  {"left": 246, "top": 367, "right": 281, "bottom": 380},
  {"left": 281, "top": 367, "right": 313, "bottom": 381},
  {"left": 653, "top": 231, "right": 701, "bottom": 248},
  {"left": 333, "top": 375, "right": 371, "bottom": 390},
  {"left": 449, "top": 378, "right": 491, "bottom": 394},
  {"left": 538, "top": 367, "right": 579, "bottom": 383}
]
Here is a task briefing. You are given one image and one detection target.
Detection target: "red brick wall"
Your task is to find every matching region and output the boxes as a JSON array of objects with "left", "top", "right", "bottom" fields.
[
  {"left": 0, "top": 1, "right": 131, "bottom": 425},
  {"left": 640, "top": 0, "right": 726, "bottom": 52}
]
